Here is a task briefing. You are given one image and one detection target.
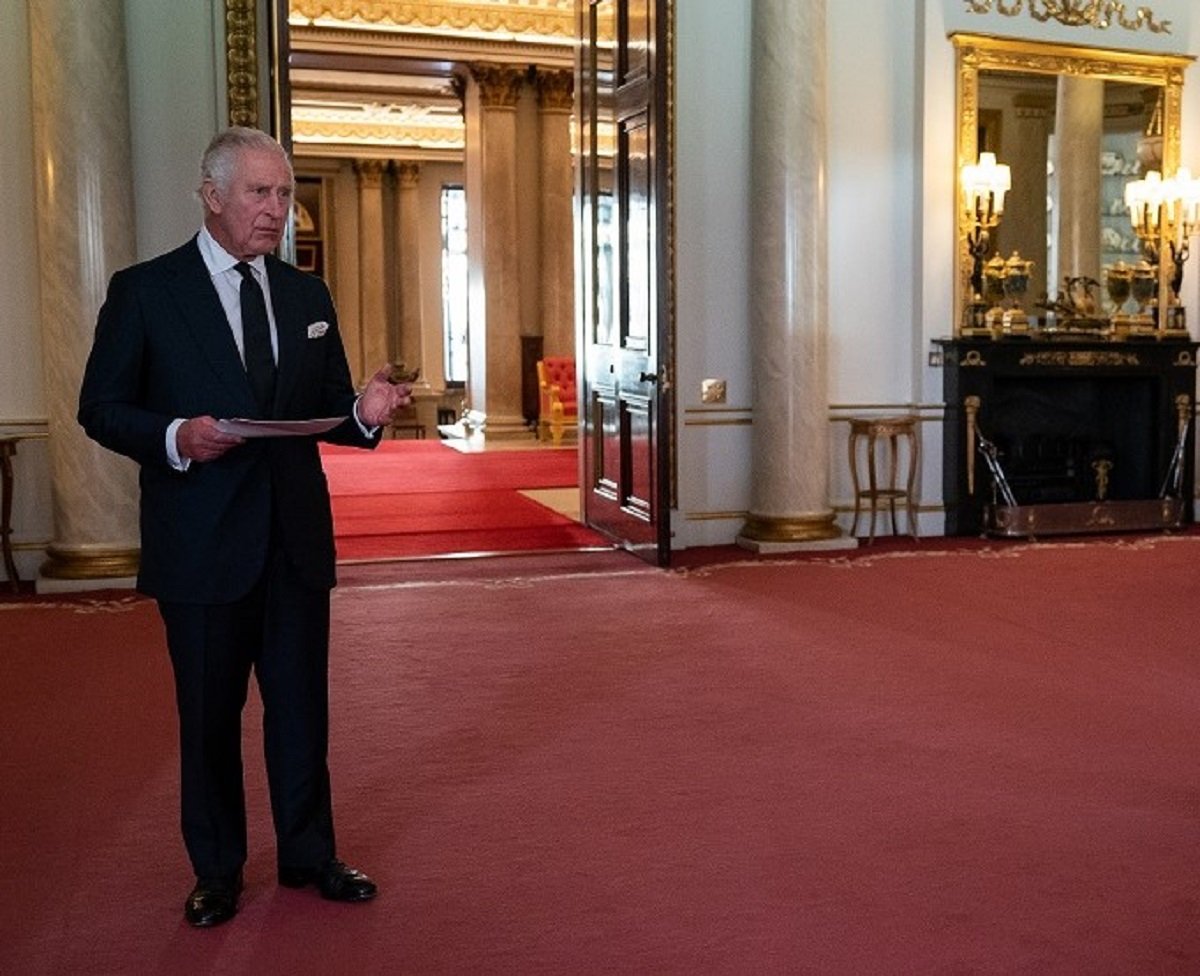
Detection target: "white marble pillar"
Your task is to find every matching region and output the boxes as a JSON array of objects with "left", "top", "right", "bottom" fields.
[
  {"left": 536, "top": 69, "right": 575, "bottom": 358},
  {"left": 355, "top": 158, "right": 390, "bottom": 382},
  {"left": 1008, "top": 98, "right": 1053, "bottom": 297},
  {"left": 466, "top": 64, "right": 529, "bottom": 439},
  {"left": 1054, "top": 76, "right": 1104, "bottom": 288},
  {"left": 392, "top": 161, "right": 424, "bottom": 376},
  {"left": 30, "top": 0, "right": 140, "bottom": 583},
  {"left": 739, "top": 0, "right": 846, "bottom": 550}
]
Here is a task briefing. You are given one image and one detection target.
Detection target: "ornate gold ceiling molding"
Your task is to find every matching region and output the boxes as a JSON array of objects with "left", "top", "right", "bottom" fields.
[
  {"left": 290, "top": 23, "right": 573, "bottom": 65},
  {"left": 292, "top": 116, "right": 466, "bottom": 149},
  {"left": 962, "top": 0, "right": 1171, "bottom": 34},
  {"left": 289, "top": 0, "right": 575, "bottom": 41}
]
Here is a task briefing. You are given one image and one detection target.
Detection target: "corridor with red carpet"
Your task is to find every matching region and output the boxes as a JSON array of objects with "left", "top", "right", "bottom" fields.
[{"left": 320, "top": 440, "right": 607, "bottom": 560}]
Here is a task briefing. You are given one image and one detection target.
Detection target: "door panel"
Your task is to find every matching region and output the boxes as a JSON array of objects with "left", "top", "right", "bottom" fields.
[{"left": 577, "top": 0, "right": 671, "bottom": 564}]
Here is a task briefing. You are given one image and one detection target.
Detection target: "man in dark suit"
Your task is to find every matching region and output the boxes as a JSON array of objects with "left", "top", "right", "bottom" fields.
[{"left": 78, "top": 126, "right": 411, "bottom": 927}]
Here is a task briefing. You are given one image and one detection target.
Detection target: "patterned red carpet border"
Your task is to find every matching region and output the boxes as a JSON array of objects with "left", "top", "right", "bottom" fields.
[{"left": 4, "top": 531, "right": 1198, "bottom": 607}]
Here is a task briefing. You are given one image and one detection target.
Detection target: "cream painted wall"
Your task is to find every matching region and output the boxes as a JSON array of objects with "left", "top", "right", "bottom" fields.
[
  {"left": 0, "top": 0, "right": 226, "bottom": 582},
  {"left": 125, "top": 0, "right": 227, "bottom": 261},
  {"left": 672, "top": 0, "right": 754, "bottom": 547},
  {"left": 671, "top": 0, "right": 1200, "bottom": 549},
  {"left": 4, "top": 1, "right": 1199, "bottom": 572},
  {"left": 673, "top": 0, "right": 937, "bottom": 545},
  {"left": 827, "top": 2, "right": 922, "bottom": 407},
  {"left": 1, "top": 0, "right": 43, "bottom": 423},
  {"left": 0, "top": 0, "right": 52, "bottom": 580}
]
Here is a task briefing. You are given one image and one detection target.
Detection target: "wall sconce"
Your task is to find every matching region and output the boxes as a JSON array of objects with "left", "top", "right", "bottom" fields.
[
  {"left": 1125, "top": 166, "right": 1200, "bottom": 331},
  {"left": 961, "top": 151, "right": 1011, "bottom": 331}
]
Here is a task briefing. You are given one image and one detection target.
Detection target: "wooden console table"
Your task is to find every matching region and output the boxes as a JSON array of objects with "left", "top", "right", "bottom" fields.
[{"left": 936, "top": 337, "right": 1198, "bottom": 536}]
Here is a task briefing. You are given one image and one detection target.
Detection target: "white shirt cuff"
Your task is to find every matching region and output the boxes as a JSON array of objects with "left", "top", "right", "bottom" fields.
[
  {"left": 166, "top": 418, "right": 191, "bottom": 471},
  {"left": 353, "top": 396, "right": 379, "bottom": 437}
]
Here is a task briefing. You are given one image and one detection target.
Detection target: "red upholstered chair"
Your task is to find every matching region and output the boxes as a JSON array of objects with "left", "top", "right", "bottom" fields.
[{"left": 536, "top": 357, "right": 578, "bottom": 446}]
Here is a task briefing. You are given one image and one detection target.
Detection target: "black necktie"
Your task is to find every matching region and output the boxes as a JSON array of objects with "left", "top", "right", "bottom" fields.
[{"left": 234, "top": 261, "right": 277, "bottom": 415}]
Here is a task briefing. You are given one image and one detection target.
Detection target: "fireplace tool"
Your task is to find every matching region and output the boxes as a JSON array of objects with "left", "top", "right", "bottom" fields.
[
  {"left": 975, "top": 427, "right": 1018, "bottom": 508},
  {"left": 1159, "top": 416, "right": 1191, "bottom": 499}
]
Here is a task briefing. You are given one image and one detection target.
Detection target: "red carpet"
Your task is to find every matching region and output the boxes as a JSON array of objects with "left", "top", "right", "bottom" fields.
[
  {"left": 320, "top": 441, "right": 607, "bottom": 559},
  {"left": 4, "top": 536, "right": 1200, "bottom": 973}
]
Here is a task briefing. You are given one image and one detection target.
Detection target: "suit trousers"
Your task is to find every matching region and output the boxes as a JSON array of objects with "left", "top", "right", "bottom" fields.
[{"left": 158, "top": 541, "right": 336, "bottom": 880}]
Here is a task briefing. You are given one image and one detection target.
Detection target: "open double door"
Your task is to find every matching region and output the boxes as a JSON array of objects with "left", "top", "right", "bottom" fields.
[
  {"left": 268, "top": 0, "right": 673, "bottom": 565},
  {"left": 576, "top": 0, "right": 673, "bottom": 566}
]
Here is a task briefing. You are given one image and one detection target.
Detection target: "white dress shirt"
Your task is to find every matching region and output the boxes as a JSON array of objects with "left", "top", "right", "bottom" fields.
[{"left": 165, "top": 229, "right": 372, "bottom": 470}]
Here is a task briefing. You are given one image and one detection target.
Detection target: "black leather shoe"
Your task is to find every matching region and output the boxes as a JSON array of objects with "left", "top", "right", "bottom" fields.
[
  {"left": 278, "top": 859, "right": 377, "bottom": 902},
  {"left": 184, "top": 872, "right": 243, "bottom": 928}
]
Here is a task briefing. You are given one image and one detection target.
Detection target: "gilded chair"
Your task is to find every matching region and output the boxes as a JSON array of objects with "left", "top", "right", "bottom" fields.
[{"left": 536, "top": 357, "right": 578, "bottom": 446}]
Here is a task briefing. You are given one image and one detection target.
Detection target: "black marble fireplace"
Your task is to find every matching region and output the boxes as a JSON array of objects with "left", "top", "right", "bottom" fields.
[{"left": 937, "top": 338, "right": 1198, "bottom": 536}]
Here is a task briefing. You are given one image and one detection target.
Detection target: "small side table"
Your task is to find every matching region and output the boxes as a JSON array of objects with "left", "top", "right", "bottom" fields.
[
  {"left": 848, "top": 416, "right": 920, "bottom": 543},
  {"left": 1, "top": 436, "right": 20, "bottom": 592}
]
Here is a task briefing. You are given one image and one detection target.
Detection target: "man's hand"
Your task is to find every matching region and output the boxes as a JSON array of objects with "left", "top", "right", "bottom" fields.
[
  {"left": 358, "top": 364, "right": 414, "bottom": 428},
  {"left": 177, "top": 416, "right": 244, "bottom": 462}
]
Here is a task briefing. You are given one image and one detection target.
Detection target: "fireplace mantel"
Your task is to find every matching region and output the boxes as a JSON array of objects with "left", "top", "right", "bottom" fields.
[{"left": 936, "top": 337, "right": 1198, "bottom": 536}]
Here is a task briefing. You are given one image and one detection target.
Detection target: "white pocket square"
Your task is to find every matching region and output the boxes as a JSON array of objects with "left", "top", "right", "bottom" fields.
[{"left": 307, "top": 321, "right": 329, "bottom": 339}]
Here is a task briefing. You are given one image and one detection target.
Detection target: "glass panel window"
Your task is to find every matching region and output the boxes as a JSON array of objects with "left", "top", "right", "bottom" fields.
[{"left": 440, "top": 185, "right": 469, "bottom": 384}]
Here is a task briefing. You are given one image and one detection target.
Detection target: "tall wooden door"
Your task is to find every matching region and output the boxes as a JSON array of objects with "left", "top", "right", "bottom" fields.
[{"left": 576, "top": 0, "right": 672, "bottom": 565}]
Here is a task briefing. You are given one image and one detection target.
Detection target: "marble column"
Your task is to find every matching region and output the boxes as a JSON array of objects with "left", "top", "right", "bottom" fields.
[
  {"left": 392, "top": 161, "right": 424, "bottom": 377},
  {"left": 354, "top": 158, "right": 390, "bottom": 383},
  {"left": 739, "top": 0, "right": 846, "bottom": 550},
  {"left": 1007, "top": 97, "right": 1053, "bottom": 297},
  {"left": 1053, "top": 76, "right": 1104, "bottom": 288},
  {"left": 466, "top": 63, "right": 529, "bottom": 439},
  {"left": 29, "top": 0, "right": 140, "bottom": 583},
  {"left": 536, "top": 69, "right": 575, "bottom": 358}
]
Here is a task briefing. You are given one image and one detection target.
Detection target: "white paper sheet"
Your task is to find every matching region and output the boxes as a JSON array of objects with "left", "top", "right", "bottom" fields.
[{"left": 215, "top": 417, "right": 347, "bottom": 438}]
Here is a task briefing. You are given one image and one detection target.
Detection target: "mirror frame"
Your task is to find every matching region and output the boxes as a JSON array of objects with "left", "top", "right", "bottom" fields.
[{"left": 951, "top": 32, "right": 1193, "bottom": 336}]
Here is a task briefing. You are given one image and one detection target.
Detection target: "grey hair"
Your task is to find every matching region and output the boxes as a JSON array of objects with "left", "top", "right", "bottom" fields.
[{"left": 198, "top": 126, "right": 292, "bottom": 196}]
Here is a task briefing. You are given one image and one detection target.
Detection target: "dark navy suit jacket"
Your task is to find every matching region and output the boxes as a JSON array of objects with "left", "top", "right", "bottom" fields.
[{"left": 78, "top": 237, "right": 377, "bottom": 603}]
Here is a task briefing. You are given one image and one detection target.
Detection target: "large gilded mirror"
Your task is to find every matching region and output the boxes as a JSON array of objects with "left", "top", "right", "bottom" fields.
[{"left": 952, "top": 33, "right": 1192, "bottom": 336}]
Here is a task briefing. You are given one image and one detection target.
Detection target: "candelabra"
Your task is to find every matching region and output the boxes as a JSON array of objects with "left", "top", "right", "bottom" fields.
[
  {"left": 1125, "top": 167, "right": 1200, "bottom": 332},
  {"left": 961, "top": 151, "right": 1011, "bottom": 334}
]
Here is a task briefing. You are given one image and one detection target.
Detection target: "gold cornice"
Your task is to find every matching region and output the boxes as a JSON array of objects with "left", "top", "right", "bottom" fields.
[
  {"left": 226, "top": 0, "right": 258, "bottom": 127},
  {"left": 293, "top": 116, "right": 465, "bottom": 149},
  {"left": 289, "top": 23, "right": 573, "bottom": 66},
  {"left": 289, "top": 0, "right": 576, "bottom": 41},
  {"left": 952, "top": 33, "right": 1192, "bottom": 83}
]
